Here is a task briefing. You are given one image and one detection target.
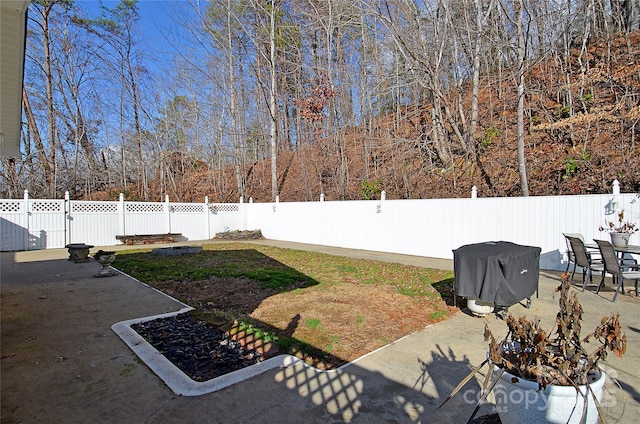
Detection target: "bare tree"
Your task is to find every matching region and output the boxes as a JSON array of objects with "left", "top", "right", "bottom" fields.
[
  {"left": 513, "top": 0, "right": 529, "bottom": 196},
  {"left": 52, "top": 21, "right": 103, "bottom": 196},
  {"left": 21, "top": 89, "right": 52, "bottom": 192},
  {"left": 268, "top": 0, "right": 279, "bottom": 201},
  {"left": 469, "top": 0, "right": 495, "bottom": 157},
  {"left": 27, "top": 0, "right": 74, "bottom": 196},
  {"left": 74, "top": 0, "right": 149, "bottom": 199}
]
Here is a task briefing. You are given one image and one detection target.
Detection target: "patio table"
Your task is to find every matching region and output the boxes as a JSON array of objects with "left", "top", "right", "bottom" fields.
[
  {"left": 614, "top": 244, "right": 640, "bottom": 267},
  {"left": 615, "top": 244, "right": 640, "bottom": 255},
  {"left": 453, "top": 241, "right": 541, "bottom": 311}
]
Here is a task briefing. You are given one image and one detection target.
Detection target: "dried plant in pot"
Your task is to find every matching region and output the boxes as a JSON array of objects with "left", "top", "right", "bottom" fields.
[
  {"left": 599, "top": 210, "right": 638, "bottom": 247},
  {"left": 439, "top": 273, "right": 626, "bottom": 424}
]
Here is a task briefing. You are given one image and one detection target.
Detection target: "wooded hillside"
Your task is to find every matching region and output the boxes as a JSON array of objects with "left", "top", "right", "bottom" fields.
[
  {"left": 2, "top": 1, "right": 639, "bottom": 201},
  {"left": 124, "top": 31, "right": 640, "bottom": 202}
]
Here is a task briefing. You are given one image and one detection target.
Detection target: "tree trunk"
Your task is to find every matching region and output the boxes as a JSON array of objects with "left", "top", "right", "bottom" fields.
[
  {"left": 41, "top": 2, "right": 58, "bottom": 196},
  {"left": 226, "top": 0, "right": 244, "bottom": 201},
  {"left": 129, "top": 67, "right": 147, "bottom": 199},
  {"left": 22, "top": 88, "right": 53, "bottom": 189},
  {"left": 269, "top": 0, "right": 278, "bottom": 201},
  {"left": 470, "top": 0, "right": 495, "bottom": 162},
  {"left": 514, "top": 0, "right": 529, "bottom": 196}
]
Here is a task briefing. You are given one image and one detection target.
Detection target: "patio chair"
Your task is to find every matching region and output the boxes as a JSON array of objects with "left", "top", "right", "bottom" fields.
[
  {"left": 562, "top": 233, "right": 599, "bottom": 281},
  {"left": 594, "top": 239, "right": 640, "bottom": 302},
  {"left": 563, "top": 233, "right": 577, "bottom": 275},
  {"left": 564, "top": 235, "right": 605, "bottom": 290}
]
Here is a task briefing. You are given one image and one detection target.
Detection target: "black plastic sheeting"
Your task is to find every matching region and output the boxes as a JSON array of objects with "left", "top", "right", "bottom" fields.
[{"left": 453, "top": 241, "right": 541, "bottom": 307}]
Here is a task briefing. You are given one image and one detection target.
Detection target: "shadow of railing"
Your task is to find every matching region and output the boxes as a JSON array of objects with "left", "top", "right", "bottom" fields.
[{"left": 259, "top": 341, "right": 495, "bottom": 422}]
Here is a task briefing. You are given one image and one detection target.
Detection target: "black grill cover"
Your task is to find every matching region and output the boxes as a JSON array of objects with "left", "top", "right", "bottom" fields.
[{"left": 453, "top": 241, "right": 541, "bottom": 307}]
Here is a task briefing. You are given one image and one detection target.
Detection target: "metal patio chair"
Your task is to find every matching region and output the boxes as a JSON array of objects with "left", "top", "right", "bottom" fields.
[
  {"left": 563, "top": 233, "right": 579, "bottom": 276},
  {"left": 594, "top": 239, "right": 640, "bottom": 302},
  {"left": 563, "top": 234, "right": 603, "bottom": 288}
]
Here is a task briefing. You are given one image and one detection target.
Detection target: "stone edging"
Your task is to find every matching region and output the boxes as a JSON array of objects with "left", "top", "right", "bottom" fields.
[{"left": 111, "top": 308, "right": 335, "bottom": 396}]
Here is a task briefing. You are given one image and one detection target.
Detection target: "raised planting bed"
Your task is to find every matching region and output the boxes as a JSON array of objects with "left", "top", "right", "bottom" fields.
[
  {"left": 116, "top": 233, "right": 182, "bottom": 245},
  {"left": 131, "top": 313, "right": 263, "bottom": 382},
  {"left": 214, "top": 230, "right": 263, "bottom": 240}
]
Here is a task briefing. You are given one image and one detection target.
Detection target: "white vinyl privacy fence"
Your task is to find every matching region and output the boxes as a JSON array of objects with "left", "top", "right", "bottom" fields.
[
  {"left": 0, "top": 192, "right": 240, "bottom": 251},
  {"left": 1, "top": 181, "right": 638, "bottom": 272},
  {"left": 250, "top": 191, "right": 639, "bottom": 271}
]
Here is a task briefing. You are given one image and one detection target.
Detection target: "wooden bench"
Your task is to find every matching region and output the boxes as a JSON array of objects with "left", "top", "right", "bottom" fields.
[{"left": 116, "top": 233, "right": 182, "bottom": 245}]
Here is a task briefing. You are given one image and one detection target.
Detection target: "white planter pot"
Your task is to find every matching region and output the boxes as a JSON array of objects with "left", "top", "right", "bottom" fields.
[
  {"left": 610, "top": 232, "right": 630, "bottom": 247},
  {"left": 493, "top": 366, "right": 605, "bottom": 424}
]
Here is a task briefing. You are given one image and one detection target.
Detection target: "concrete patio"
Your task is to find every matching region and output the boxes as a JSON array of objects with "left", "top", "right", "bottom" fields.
[{"left": 1, "top": 240, "right": 638, "bottom": 423}]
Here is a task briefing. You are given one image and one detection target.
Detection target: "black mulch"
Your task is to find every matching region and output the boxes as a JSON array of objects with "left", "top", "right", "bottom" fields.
[{"left": 131, "top": 314, "right": 263, "bottom": 382}]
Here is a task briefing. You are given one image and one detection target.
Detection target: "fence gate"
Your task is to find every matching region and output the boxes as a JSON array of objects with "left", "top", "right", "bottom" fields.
[{"left": 28, "top": 199, "right": 66, "bottom": 249}]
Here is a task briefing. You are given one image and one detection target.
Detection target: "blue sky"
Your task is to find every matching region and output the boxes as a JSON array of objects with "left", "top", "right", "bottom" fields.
[
  {"left": 75, "top": 1, "right": 206, "bottom": 97},
  {"left": 76, "top": 0, "right": 196, "bottom": 56},
  {"left": 63, "top": 1, "right": 208, "bottom": 144}
]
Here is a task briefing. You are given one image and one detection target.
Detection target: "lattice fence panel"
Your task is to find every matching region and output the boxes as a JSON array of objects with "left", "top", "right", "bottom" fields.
[
  {"left": 171, "top": 204, "right": 205, "bottom": 213},
  {"left": 30, "top": 201, "right": 63, "bottom": 213},
  {"left": 71, "top": 202, "right": 119, "bottom": 213},
  {"left": 210, "top": 204, "right": 239, "bottom": 213},
  {"left": 125, "top": 203, "right": 165, "bottom": 213},
  {"left": 0, "top": 201, "right": 23, "bottom": 213}
]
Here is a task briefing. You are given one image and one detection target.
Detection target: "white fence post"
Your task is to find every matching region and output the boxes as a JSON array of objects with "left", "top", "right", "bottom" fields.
[
  {"left": 320, "top": 192, "right": 325, "bottom": 202},
  {"left": 64, "top": 191, "right": 70, "bottom": 246},
  {"left": 472, "top": 186, "right": 478, "bottom": 198},
  {"left": 165, "top": 195, "right": 171, "bottom": 233},
  {"left": 119, "top": 193, "right": 125, "bottom": 236},
  {"left": 23, "top": 189, "right": 29, "bottom": 250},
  {"left": 205, "top": 196, "right": 210, "bottom": 240},
  {"left": 612, "top": 179, "right": 620, "bottom": 195}
]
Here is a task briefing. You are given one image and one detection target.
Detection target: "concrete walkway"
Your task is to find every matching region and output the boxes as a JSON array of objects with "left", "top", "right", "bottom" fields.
[{"left": 1, "top": 240, "right": 638, "bottom": 423}]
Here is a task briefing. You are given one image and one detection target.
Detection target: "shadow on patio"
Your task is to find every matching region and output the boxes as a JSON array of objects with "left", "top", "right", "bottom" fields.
[{"left": 1, "top": 246, "right": 638, "bottom": 423}]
